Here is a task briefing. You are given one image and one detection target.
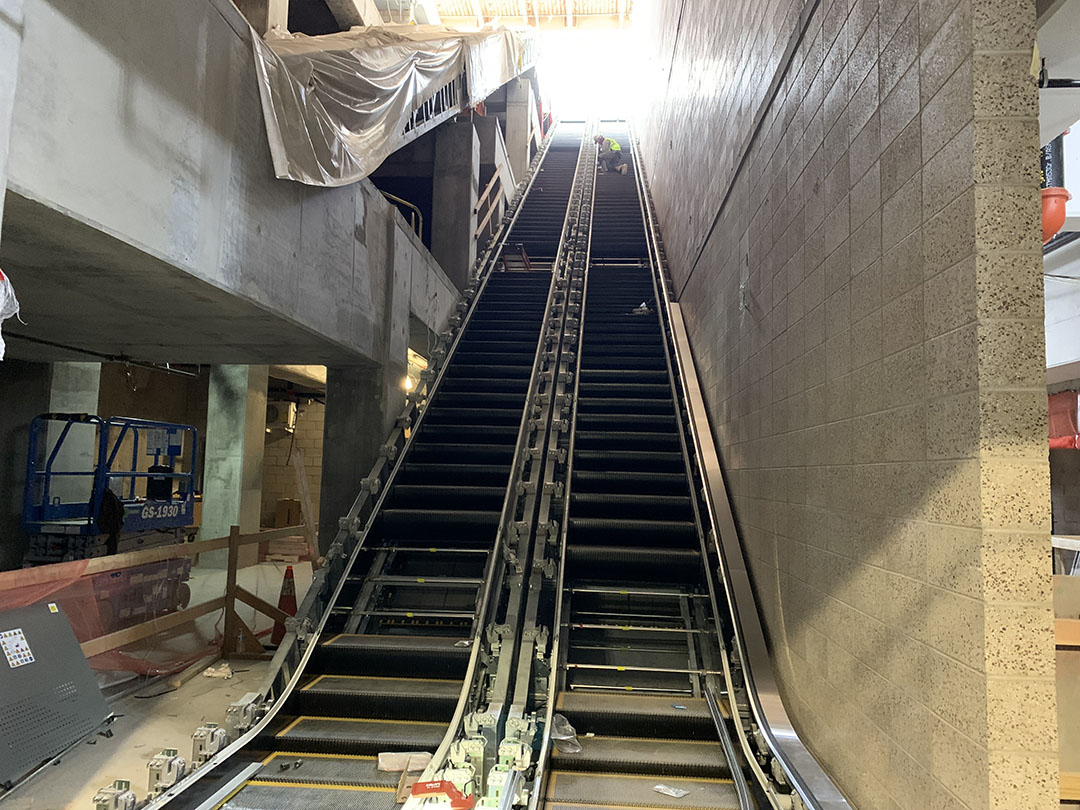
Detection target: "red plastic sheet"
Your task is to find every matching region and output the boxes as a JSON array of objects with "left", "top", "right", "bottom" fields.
[
  {"left": 0, "top": 561, "right": 222, "bottom": 676},
  {"left": 1050, "top": 391, "right": 1080, "bottom": 449}
]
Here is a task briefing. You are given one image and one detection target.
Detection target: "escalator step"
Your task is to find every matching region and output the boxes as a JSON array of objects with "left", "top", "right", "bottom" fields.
[
  {"left": 574, "top": 450, "right": 685, "bottom": 472},
  {"left": 387, "top": 485, "right": 505, "bottom": 510},
  {"left": 550, "top": 736, "right": 731, "bottom": 778},
  {"left": 275, "top": 716, "right": 446, "bottom": 754},
  {"left": 254, "top": 751, "right": 396, "bottom": 788},
  {"left": 221, "top": 782, "right": 399, "bottom": 810},
  {"left": 292, "top": 675, "right": 461, "bottom": 720},
  {"left": 314, "top": 634, "right": 470, "bottom": 677},
  {"left": 570, "top": 493, "right": 692, "bottom": 520},
  {"left": 555, "top": 692, "right": 715, "bottom": 738},
  {"left": 567, "top": 546, "right": 701, "bottom": 585},
  {"left": 570, "top": 471, "right": 689, "bottom": 496},
  {"left": 545, "top": 771, "right": 739, "bottom": 810}
]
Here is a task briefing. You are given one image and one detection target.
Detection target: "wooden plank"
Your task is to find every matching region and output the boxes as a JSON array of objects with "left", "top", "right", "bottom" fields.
[
  {"left": 223, "top": 526, "right": 242, "bottom": 656},
  {"left": 475, "top": 193, "right": 502, "bottom": 238},
  {"left": 81, "top": 597, "right": 227, "bottom": 658},
  {"left": 1056, "top": 617, "right": 1080, "bottom": 647},
  {"left": 474, "top": 164, "right": 504, "bottom": 213},
  {"left": 1062, "top": 771, "right": 1080, "bottom": 800},
  {"left": 0, "top": 525, "right": 306, "bottom": 590},
  {"left": 235, "top": 586, "right": 291, "bottom": 625}
]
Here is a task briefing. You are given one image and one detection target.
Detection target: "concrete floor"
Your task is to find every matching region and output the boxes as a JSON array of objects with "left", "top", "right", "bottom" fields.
[
  {"left": 4, "top": 561, "right": 314, "bottom": 809},
  {"left": 6, "top": 660, "right": 270, "bottom": 810}
]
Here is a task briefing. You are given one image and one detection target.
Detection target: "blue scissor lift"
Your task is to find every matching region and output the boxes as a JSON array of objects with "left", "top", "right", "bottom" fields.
[{"left": 23, "top": 413, "right": 199, "bottom": 561}]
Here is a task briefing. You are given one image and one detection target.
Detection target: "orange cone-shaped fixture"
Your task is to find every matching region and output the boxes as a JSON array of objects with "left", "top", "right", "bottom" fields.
[
  {"left": 1043, "top": 187, "right": 1071, "bottom": 244},
  {"left": 271, "top": 565, "right": 297, "bottom": 645}
]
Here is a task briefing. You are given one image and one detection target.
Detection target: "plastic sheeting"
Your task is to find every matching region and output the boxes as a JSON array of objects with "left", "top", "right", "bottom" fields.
[{"left": 253, "top": 25, "right": 532, "bottom": 187}]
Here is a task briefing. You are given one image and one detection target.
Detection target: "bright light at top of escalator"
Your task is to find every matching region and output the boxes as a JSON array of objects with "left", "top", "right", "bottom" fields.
[{"left": 536, "top": 26, "right": 646, "bottom": 121}]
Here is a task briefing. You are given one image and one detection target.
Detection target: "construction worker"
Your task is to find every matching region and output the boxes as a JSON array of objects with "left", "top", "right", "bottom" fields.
[{"left": 594, "top": 134, "right": 627, "bottom": 174}]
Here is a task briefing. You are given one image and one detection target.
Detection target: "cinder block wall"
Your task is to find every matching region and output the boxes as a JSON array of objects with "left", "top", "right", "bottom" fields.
[
  {"left": 639, "top": 0, "right": 1056, "bottom": 807},
  {"left": 261, "top": 402, "right": 325, "bottom": 529}
]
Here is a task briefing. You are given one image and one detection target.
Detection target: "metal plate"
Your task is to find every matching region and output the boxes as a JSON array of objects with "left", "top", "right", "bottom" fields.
[{"left": 0, "top": 602, "right": 108, "bottom": 785}]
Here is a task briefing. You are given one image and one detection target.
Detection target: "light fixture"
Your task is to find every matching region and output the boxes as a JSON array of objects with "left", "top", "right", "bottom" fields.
[{"left": 403, "top": 376, "right": 414, "bottom": 391}]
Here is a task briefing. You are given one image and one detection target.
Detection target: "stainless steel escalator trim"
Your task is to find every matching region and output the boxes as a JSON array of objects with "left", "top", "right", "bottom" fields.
[
  {"left": 149, "top": 123, "right": 570, "bottom": 810},
  {"left": 426, "top": 124, "right": 594, "bottom": 780},
  {"left": 627, "top": 124, "right": 853, "bottom": 810},
  {"left": 527, "top": 119, "right": 599, "bottom": 810}
]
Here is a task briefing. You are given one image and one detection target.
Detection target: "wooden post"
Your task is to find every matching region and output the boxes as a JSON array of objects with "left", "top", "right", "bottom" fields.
[{"left": 222, "top": 525, "right": 241, "bottom": 657}]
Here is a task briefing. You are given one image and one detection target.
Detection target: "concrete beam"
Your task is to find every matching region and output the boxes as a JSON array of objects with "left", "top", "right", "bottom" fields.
[
  {"left": 324, "top": 0, "right": 383, "bottom": 27},
  {"left": 233, "top": 0, "right": 289, "bottom": 34},
  {"left": 2, "top": 0, "right": 457, "bottom": 366}
]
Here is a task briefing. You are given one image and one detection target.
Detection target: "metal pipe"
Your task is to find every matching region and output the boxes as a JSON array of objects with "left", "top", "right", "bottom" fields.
[{"left": 380, "top": 189, "right": 424, "bottom": 242}]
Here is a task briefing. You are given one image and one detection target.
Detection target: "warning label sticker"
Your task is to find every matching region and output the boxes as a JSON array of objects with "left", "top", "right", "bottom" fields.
[{"left": 1, "top": 628, "right": 34, "bottom": 668}]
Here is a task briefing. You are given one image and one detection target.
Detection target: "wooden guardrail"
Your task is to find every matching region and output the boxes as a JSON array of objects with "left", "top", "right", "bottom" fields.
[
  {"left": 0, "top": 524, "right": 310, "bottom": 660},
  {"left": 474, "top": 162, "right": 505, "bottom": 239}
]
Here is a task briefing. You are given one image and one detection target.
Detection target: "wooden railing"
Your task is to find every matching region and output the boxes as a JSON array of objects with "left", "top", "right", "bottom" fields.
[
  {"left": 0, "top": 524, "right": 311, "bottom": 660},
  {"left": 474, "top": 162, "right": 505, "bottom": 241}
]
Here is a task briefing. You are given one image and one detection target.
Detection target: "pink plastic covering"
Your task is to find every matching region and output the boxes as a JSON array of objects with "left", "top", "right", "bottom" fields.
[
  {"left": 1050, "top": 390, "right": 1080, "bottom": 450},
  {"left": 0, "top": 560, "right": 222, "bottom": 676}
]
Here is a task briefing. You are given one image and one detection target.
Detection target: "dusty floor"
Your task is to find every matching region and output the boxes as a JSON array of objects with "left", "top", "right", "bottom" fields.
[
  {"left": 4, "top": 561, "right": 314, "bottom": 810},
  {"left": 5, "top": 660, "right": 269, "bottom": 810}
]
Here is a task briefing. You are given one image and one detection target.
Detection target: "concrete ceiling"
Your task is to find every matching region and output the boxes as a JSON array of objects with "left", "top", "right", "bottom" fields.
[
  {"left": 436, "top": 0, "right": 631, "bottom": 29},
  {"left": 0, "top": 192, "right": 375, "bottom": 366}
]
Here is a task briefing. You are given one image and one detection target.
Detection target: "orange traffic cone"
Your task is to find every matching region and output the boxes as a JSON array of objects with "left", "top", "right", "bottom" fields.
[{"left": 271, "top": 565, "right": 297, "bottom": 645}]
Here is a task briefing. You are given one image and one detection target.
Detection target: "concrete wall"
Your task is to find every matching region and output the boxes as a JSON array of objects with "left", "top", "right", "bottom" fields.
[
  {"left": 262, "top": 401, "right": 324, "bottom": 528},
  {"left": 641, "top": 0, "right": 1056, "bottom": 808},
  {"left": 0, "top": 0, "right": 22, "bottom": 234},
  {"left": 0, "top": 360, "right": 53, "bottom": 569},
  {"left": 0, "top": 0, "right": 456, "bottom": 365}
]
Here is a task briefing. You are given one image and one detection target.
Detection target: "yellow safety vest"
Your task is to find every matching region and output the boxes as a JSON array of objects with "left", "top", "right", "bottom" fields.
[{"left": 605, "top": 137, "right": 622, "bottom": 152}]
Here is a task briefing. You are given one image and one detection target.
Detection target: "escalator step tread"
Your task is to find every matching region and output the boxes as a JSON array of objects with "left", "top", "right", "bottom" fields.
[
  {"left": 301, "top": 674, "right": 462, "bottom": 698},
  {"left": 557, "top": 692, "right": 710, "bottom": 720},
  {"left": 277, "top": 716, "right": 446, "bottom": 750},
  {"left": 254, "top": 752, "right": 397, "bottom": 787},
  {"left": 550, "top": 736, "right": 730, "bottom": 778},
  {"left": 222, "top": 782, "right": 399, "bottom": 810},
  {"left": 545, "top": 772, "right": 738, "bottom": 810},
  {"left": 321, "top": 634, "right": 471, "bottom": 655}
]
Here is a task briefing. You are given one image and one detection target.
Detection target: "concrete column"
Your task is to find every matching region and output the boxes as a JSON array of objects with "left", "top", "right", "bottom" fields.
[
  {"left": 504, "top": 78, "right": 533, "bottom": 184},
  {"left": 431, "top": 121, "right": 479, "bottom": 291},
  {"left": 0, "top": 0, "right": 24, "bottom": 237},
  {"left": 200, "top": 365, "right": 268, "bottom": 566},
  {"left": 0, "top": 361, "right": 57, "bottom": 570},
  {"left": 318, "top": 365, "right": 404, "bottom": 551},
  {"left": 233, "top": 0, "right": 289, "bottom": 34}
]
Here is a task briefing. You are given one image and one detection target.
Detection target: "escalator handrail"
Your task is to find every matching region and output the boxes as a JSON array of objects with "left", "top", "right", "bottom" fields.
[
  {"left": 526, "top": 120, "right": 598, "bottom": 810},
  {"left": 148, "top": 123, "right": 571, "bottom": 810},
  {"left": 626, "top": 124, "right": 853, "bottom": 810},
  {"left": 424, "top": 124, "right": 594, "bottom": 779}
]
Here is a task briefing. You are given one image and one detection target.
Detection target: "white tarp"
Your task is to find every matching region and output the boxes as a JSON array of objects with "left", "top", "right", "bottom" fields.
[{"left": 253, "top": 25, "right": 531, "bottom": 187}]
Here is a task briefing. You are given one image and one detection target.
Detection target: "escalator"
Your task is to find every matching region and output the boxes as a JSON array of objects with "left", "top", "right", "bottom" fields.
[
  {"left": 161, "top": 126, "right": 587, "bottom": 810},
  {"left": 542, "top": 127, "right": 746, "bottom": 810}
]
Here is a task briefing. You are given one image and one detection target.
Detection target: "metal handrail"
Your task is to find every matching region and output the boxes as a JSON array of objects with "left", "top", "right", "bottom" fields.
[
  {"left": 148, "top": 120, "right": 565, "bottom": 810},
  {"left": 380, "top": 189, "right": 423, "bottom": 242},
  {"left": 627, "top": 123, "right": 852, "bottom": 810}
]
